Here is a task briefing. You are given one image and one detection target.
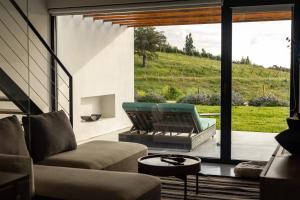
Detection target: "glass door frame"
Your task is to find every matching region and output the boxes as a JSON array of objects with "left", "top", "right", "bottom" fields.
[{"left": 220, "top": 0, "right": 300, "bottom": 164}]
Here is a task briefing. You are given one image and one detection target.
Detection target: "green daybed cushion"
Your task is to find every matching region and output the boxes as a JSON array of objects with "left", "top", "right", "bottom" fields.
[
  {"left": 200, "top": 118, "right": 216, "bottom": 131},
  {"left": 122, "top": 102, "right": 158, "bottom": 112},
  {"left": 157, "top": 103, "right": 216, "bottom": 132}
]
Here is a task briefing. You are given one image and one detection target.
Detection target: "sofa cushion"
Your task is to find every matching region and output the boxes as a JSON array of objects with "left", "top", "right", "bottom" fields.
[
  {"left": 38, "top": 140, "right": 147, "bottom": 172},
  {"left": 34, "top": 165, "right": 161, "bottom": 200},
  {"left": 22, "top": 110, "right": 77, "bottom": 163},
  {"left": 0, "top": 116, "right": 29, "bottom": 156}
]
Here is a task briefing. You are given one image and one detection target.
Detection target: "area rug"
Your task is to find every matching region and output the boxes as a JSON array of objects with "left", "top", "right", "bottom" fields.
[{"left": 161, "top": 175, "right": 260, "bottom": 200}]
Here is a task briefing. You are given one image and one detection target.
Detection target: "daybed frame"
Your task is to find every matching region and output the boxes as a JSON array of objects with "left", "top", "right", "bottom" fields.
[{"left": 119, "top": 109, "right": 216, "bottom": 151}]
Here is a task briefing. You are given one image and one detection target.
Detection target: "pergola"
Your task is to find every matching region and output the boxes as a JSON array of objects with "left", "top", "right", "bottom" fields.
[{"left": 84, "top": 6, "right": 291, "bottom": 27}]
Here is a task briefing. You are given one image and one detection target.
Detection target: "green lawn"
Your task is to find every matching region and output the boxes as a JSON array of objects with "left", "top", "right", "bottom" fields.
[
  {"left": 197, "top": 105, "right": 289, "bottom": 133},
  {"left": 135, "top": 52, "right": 290, "bottom": 101}
]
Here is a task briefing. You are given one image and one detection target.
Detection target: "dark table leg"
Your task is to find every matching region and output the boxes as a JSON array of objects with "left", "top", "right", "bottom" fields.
[
  {"left": 184, "top": 176, "right": 187, "bottom": 200},
  {"left": 176, "top": 175, "right": 188, "bottom": 200},
  {"left": 196, "top": 173, "right": 199, "bottom": 194}
]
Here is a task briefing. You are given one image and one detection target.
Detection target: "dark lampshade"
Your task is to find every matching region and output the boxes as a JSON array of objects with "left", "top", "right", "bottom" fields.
[
  {"left": 287, "top": 117, "right": 300, "bottom": 130},
  {"left": 276, "top": 129, "right": 300, "bottom": 155}
]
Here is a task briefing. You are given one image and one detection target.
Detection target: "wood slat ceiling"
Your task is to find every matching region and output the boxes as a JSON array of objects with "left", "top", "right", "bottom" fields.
[{"left": 85, "top": 6, "right": 291, "bottom": 27}]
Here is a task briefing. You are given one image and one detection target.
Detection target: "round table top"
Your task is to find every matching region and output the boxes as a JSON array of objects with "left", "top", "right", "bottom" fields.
[{"left": 138, "top": 155, "right": 201, "bottom": 177}]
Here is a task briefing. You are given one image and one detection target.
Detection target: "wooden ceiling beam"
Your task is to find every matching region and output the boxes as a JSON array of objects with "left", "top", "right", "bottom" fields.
[
  {"left": 112, "top": 16, "right": 218, "bottom": 25},
  {"left": 84, "top": 6, "right": 217, "bottom": 18},
  {"left": 101, "top": 13, "right": 220, "bottom": 22},
  {"left": 112, "top": 11, "right": 291, "bottom": 26},
  {"left": 96, "top": 9, "right": 220, "bottom": 22},
  {"left": 126, "top": 19, "right": 220, "bottom": 27},
  {"left": 233, "top": 11, "right": 291, "bottom": 22}
]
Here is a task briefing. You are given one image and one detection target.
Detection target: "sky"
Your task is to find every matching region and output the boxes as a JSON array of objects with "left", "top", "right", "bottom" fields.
[{"left": 156, "top": 20, "right": 291, "bottom": 68}]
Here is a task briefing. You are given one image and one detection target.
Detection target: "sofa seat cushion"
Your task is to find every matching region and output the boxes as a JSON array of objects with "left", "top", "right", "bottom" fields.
[
  {"left": 34, "top": 165, "right": 161, "bottom": 200},
  {"left": 38, "top": 140, "right": 148, "bottom": 172}
]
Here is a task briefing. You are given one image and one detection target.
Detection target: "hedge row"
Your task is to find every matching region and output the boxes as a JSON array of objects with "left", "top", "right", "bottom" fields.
[
  {"left": 135, "top": 91, "right": 288, "bottom": 107},
  {"left": 177, "top": 92, "right": 244, "bottom": 106}
]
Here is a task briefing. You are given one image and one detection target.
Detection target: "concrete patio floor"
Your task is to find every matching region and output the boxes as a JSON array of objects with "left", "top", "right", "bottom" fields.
[{"left": 91, "top": 129, "right": 278, "bottom": 161}]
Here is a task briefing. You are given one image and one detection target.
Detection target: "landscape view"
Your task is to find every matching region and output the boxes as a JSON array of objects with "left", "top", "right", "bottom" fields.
[{"left": 134, "top": 23, "right": 290, "bottom": 133}]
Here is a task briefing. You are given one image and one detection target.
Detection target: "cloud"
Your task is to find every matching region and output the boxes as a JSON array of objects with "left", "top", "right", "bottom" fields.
[{"left": 156, "top": 20, "right": 291, "bottom": 68}]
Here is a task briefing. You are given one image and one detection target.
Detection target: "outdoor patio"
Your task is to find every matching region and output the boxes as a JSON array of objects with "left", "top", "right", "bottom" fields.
[{"left": 90, "top": 129, "right": 278, "bottom": 161}]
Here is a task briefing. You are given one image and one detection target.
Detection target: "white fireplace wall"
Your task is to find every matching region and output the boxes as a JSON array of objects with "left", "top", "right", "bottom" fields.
[{"left": 57, "top": 16, "right": 134, "bottom": 142}]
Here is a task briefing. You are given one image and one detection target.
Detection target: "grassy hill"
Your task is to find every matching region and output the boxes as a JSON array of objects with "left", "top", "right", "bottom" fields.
[{"left": 135, "top": 52, "right": 289, "bottom": 102}]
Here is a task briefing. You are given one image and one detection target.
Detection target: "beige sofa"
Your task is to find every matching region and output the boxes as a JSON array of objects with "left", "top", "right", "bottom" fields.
[
  {"left": 0, "top": 140, "right": 161, "bottom": 200},
  {"left": 0, "top": 114, "right": 161, "bottom": 200}
]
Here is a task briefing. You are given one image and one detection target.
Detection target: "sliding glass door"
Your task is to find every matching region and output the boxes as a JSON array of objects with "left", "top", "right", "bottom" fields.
[
  {"left": 231, "top": 17, "right": 291, "bottom": 161},
  {"left": 220, "top": 0, "right": 298, "bottom": 163}
]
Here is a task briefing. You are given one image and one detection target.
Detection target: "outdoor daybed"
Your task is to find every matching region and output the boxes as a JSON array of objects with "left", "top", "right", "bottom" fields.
[{"left": 119, "top": 102, "right": 216, "bottom": 150}]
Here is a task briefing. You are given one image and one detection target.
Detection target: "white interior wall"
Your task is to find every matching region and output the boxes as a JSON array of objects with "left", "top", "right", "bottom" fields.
[{"left": 57, "top": 16, "right": 134, "bottom": 142}]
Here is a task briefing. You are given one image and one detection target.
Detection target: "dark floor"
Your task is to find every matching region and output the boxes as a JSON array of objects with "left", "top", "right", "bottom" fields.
[{"left": 91, "top": 129, "right": 277, "bottom": 162}]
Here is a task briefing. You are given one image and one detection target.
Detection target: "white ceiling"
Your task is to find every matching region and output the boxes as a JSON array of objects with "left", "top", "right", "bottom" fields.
[
  {"left": 46, "top": 0, "right": 221, "bottom": 15},
  {"left": 46, "top": 0, "right": 292, "bottom": 16}
]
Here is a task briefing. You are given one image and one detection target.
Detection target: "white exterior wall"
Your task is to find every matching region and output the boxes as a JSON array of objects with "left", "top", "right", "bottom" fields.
[
  {"left": 0, "top": 0, "right": 51, "bottom": 113},
  {"left": 57, "top": 16, "right": 134, "bottom": 142}
]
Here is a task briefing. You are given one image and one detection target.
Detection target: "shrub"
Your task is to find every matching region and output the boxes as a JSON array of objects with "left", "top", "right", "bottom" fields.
[
  {"left": 136, "top": 92, "right": 166, "bottom": 103},
  {"left": 232, "top": 91, "right": 245, "bottom": 106},
  {"left": 249, "top": 94, "right": 288, "bottom": 107},
  {"left": 163, "top": 86, "right": 182, "bottom": 100},
  {"left": 136, "top": 90, "right": 146, "bottom": 97},
  {"left": 177, "top": 94, "right": 208, "bottom": 105},
  {"left": 177, "top": 93, "right": 209, "bottom": 105},
  {"left": 208, "top": 94, "right": 221, "bottom": 106}
]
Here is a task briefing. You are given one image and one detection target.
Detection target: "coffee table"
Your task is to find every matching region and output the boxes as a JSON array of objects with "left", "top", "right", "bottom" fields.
[{"left": 138, "top": 155, "right": 201, "bottom": 200}]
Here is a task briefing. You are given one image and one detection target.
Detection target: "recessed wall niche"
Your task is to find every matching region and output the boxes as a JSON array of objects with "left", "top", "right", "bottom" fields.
[{"left": 81, "top": 94, "right": 115, "bottom": 120}]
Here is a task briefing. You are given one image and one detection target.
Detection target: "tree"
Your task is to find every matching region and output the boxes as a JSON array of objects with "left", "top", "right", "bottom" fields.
[
  {"left": 240, "top": 56, "right": 251, "bottom": 65},
  {"left": 184, "top": 33, "right": 195, "bottom": 55},
  {"left": 134, "top": 27, "right": 166, "bottom": 67}
]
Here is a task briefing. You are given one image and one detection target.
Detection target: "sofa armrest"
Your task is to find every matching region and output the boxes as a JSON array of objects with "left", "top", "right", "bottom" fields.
[
  {"left": 0, "top": 154, "right": 34, "bottom": 197},
  {"left": 0, "top": 153, "right": 31, "bottom": 172}
]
